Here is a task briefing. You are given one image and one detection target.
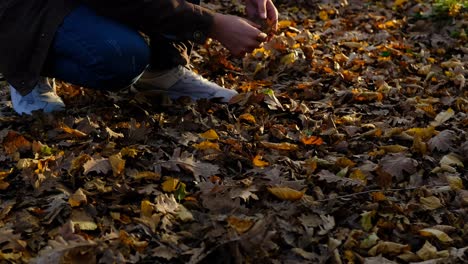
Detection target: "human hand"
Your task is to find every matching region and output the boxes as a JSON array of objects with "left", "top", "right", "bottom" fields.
[
  {"left": 210, "top": 13, "right": 268, "bottom": 57},
  {"left": 245, "top": 0, "right": 278, "bottom": 34}
]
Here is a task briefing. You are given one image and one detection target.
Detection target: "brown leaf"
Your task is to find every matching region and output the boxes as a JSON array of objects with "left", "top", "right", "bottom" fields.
[
  {"left": 109, "top": 153, "right": 125, "bottom": 176},
  {"left": 428, "top": 130, "right": 455, "bottom": 152},
  {"left": 83, "top": 157, "right": 111, "bottom": 175},
  {"left": 68, "top": 188, "right": 87, "bottom": 207},
  {"left": 3, "top": 131, "right": 31, "bottom": 154},
  {"left": 259, "top": 141, "right": 299, "bottom": 151},
  {"left": 267, "top": 186, "right": 305, "bottom": 201},
  {"left": 316, "top": 170, "right": 365, "bottom": 187},
  {"left": 379, "top": 153, "right": 417, "bottom": 177}
]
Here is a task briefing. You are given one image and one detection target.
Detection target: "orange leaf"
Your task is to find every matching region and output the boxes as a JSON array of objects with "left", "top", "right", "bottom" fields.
[
  {"left": 3, "top": 131, "right": 31, "bottom": 155},
  {"left": 301, "top": 136, "right": 324, "bottom": 145},
  {"left": 60, "top": 124, "right": 87, "bottom": 138},
  {"left": 239, "top": 113, "right": 256, "bottom": 124},
  {"left": 227, "top": 216, "right": 255, "bottom": 234},
  {"left": 253, "top": 155, "right": 269, "bottom": 167},
  {"left": 267, "top": 187, "right": 305, "bottom": 201},
  {"left": 200, "top": 129, "right": 219, "bottom": 140},
  {"left": 193, "top": 141, "right": 221, "bottom": 151}
]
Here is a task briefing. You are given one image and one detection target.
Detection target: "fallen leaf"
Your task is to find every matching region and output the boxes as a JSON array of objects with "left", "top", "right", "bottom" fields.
[
  {"left": 70, "top": 209, "right": 98, "bottom": 231},
  {"left": 420, "top": 196, "right": 443, "bottom": 210},
  {"left": 428, "top": 130, "right": 455, "bottom": 152},
  {"left": 419, "top": 228, "right": 453, "bottom": 243},
  {"left": 68, "top": 188, "right": 87, "bottom": 207},
  {"left": 259, "top": 141, "right": 299, "bottom": 151},
  {"left": 239, "top": 113, "right": 256, "bottom": 124},
  {"left": 193, "top": 141, "right": 221, "bottom": 151},
  {"left": 253, "top": 154, "right": 269, "bottom": 167},
  {"left": 267, "top": 186, "right": 305, "bottom": 201},
  {"left": 379, "top": 153, "right": 418, "bottom": 177},
  {"left": 199, "top": 129, "right": 219, "bottom": 140},
  {"left": 301, "top": 135, "right": 324, "bottom": 145},
  {"left": 431, "top": 108, "right": 455, "bottom": 127},
  {"left": 162, "top": 177, "right": 180, "bottom": 193},
  {"left": 83, "top": 157, "right": 111, "bottom": 175},
  {"left": 109, "top": 153, "right": 125, "bottom": 176},
  {"left": 227, "top": 216, "right": 255, "bottom": 234}
]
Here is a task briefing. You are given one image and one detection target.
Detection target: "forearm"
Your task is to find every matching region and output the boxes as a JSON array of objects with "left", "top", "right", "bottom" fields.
[{"left": 80, "top": 0, "right": 215, "bottom": 43}]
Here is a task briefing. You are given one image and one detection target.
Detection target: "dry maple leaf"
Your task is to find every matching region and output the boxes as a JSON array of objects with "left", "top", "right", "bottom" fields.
[
  {"left": 83, "top": 157, "right": 111, "bottom": 175},
  {"left": 31, "top": 236, "right": 97, "bottom": 264},
  {"left": 428, "top": 130, "right": 455, "bottom": 152},
  {"left": 379, "top": 153, "right": 418, "bottom": 177},
  {"left": 316, "top": 170, "right": 365, "bottom": 187}
]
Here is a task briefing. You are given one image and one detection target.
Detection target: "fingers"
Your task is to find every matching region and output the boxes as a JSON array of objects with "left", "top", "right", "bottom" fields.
[
  {"left": 266, "top": 0, "right": 278, "bottom": 31},
  {"left": 257, "top": 0, "right": 267, "bottom": 19}
]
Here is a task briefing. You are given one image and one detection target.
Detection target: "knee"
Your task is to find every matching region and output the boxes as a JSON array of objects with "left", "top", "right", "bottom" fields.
[{"left": 96, "top": 34, "right": 150, "bottom": 89}]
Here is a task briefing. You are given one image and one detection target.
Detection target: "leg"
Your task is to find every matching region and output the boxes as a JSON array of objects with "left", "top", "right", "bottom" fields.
[{"left": 43, "top": 5, "right": 150, "bottom": 90}]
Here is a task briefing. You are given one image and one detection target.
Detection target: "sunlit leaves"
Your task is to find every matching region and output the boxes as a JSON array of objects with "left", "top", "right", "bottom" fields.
[
  {"left": 253, "top": 155, "right": 269, "bottom": 167},
  {"left": 419, "top": 228, "right": 453, "bottom": 243},
  {"left": 300, "top": 136, "right": 324, "bottom": 145},
  {"left": 199, "top": 129, "right": 219, "bottom": 140},
  {"left": 0, "top": 169, "right": 12, "bottom": 190}
]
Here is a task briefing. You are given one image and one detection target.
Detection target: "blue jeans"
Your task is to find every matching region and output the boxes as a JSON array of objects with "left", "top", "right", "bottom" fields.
[{"left": 43, "top": 5, "right": 150, "bottom": 90}]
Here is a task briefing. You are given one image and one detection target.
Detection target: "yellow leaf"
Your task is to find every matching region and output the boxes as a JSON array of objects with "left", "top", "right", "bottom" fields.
[
  {"left": 267, "top": 186, "right": 305, "bottom": 201},
  {"left": 335, "top": 157, "right": 356, "bottom": 168},
  {"left": 239, "top": 113, "right": 256, "bottom": 124},
  {"left": 412, "top": 134, "right": 427, "bottom": 155},
  {"left": 121, "top": 147, "right": 139, "bottom": 158},
  {"left": 379, "top": 145, "right": 408, "bottom": 153},
  {"left": 349, "top": 169, "right": 367, "bottom": 186},
  {"left": 109, "top": 153, "right": 126, "bottom": 176},
  {"left": 227, "top": 216, "right": 255, "bottom": 234},
  {"left": 260, "top": 141, "right": 299, "bottom": 151},
  {"left": 131, "top": 171, "right": 161, "bottom": 180},
  {"left": 140, "top": 200, "right": 153, "bottom": 218},
  {"left": 405, "top": 127, "right": 436, "bottom": 140},
  {"left": 278, "top": 20, "right": 294, "bottom": 29},
  {"left": 319, "top": 10, "right": 329, "bottom": 21},
  {"left": 162, "top": 177, "right": 180, "bottom": 192},
  {"left": 419, "top": 228, "right": 453, "bottom": 243},
  {"left": 253, "top": 155, "right": 269, "bottom": 167},
  {"left": 394, "top": 0, "right": 408, "bottom": 7},
  {"left": 193, "top": 141, "right": 221, "bottom": 151},
  {"left": 301, "top": 136, "right": 324, "bottom": 145},
  {"left": 446, "top": 175, "right": 463, "bottom": 190},
  {"left": 200, "top": 129, "right": 219, "bottom": 140},
  {"left": 280, "top": 52, "right": 297, "bottom": 65}
]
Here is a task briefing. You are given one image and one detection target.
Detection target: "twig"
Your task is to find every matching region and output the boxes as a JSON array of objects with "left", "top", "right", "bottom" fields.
[{"left": 313, "top": 185, "right": 446, "bottom": 202}]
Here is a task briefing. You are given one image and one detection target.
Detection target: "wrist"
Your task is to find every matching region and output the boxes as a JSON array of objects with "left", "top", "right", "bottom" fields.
[{"left": 210, "top": 13, "right": 224, "bottom": 40}]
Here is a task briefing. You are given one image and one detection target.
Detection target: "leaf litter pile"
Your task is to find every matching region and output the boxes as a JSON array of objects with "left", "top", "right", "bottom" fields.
[{"left": 0, "top": 0, "right": 467, "bottom": 263}]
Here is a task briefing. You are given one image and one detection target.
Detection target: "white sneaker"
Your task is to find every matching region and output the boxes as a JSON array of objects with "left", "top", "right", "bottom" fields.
[
  {"left": 10, "top": 78, "right": 65, "bottom": 115},
  {"left": 134, "top": 66, "right": 238, "bottom": 103}
]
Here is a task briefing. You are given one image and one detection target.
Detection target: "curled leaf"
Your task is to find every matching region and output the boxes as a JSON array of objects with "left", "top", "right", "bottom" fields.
[
  {"left": 253, "top": 155, "right": 269, "bottom": 167},
  {"left": 419, "top": 228, "right": 453, "bottom": 243}
]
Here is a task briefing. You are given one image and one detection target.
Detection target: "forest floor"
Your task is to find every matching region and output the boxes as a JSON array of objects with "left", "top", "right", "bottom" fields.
[{"left": 0, "top": 0, "right": 467, "bottom": 263}]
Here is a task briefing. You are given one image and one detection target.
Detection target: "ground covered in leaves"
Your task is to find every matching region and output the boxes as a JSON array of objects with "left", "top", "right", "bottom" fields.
[{"left": 0, "top": 0, "right": 467, "bottom": 263}]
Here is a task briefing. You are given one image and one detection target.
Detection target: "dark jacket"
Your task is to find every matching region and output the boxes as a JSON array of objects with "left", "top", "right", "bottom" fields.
[{"left": 0, "top": 0, "right": 215, "bottom": 95}]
